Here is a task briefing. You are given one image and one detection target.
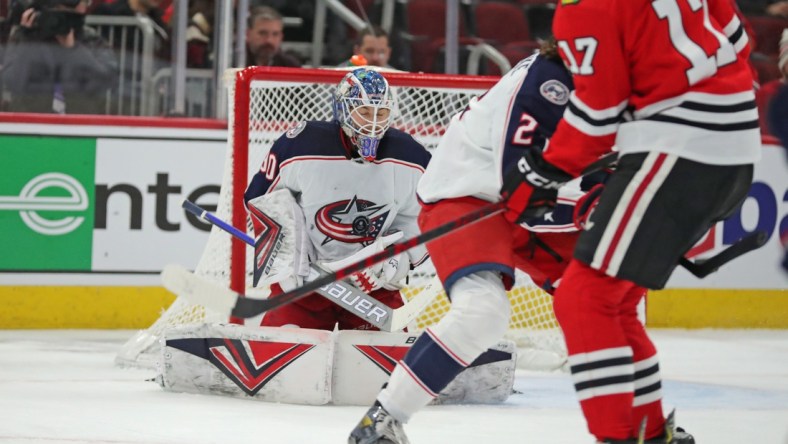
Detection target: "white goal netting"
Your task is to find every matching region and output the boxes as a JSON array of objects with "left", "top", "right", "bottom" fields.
[{"left": 115, "top": 67, "right": 566, "bottom": 370}]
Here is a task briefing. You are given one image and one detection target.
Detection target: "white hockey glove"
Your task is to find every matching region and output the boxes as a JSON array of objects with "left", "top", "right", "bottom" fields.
[{"left": 320, "top": 231, "right": 410, "bottom": 293}]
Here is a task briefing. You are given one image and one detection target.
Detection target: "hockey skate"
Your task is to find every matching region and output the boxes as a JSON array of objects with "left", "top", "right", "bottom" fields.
[
  {"left": 600, "top": 411, "right": 695, "bottom": 444},
  {"left": 348, "top": 401, "right": 410, "bottom": 444}
]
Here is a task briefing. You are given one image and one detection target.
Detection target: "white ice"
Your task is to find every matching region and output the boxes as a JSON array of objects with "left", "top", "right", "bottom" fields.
[{"left": 1, "top": 329, "right": 787, "bottom": 444}]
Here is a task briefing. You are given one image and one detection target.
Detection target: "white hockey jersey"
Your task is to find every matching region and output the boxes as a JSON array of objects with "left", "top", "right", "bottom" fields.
[
  {"left": 417, "top": 53, "right": 588, "bottom": 232},
  {"left": 245, "top": 120, "right": 431, "bottom": 266},
  {"left": 418, "top": 54, "right": 575, "bottom": 204}
]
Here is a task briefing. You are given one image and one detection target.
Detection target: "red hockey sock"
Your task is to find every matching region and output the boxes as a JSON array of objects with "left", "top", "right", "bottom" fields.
[
  {"left": 620, "top": 285, "right": 665, "bottom": 439},
  {"left": 553, "top": 260, "right": 638, "bottom": 440}
]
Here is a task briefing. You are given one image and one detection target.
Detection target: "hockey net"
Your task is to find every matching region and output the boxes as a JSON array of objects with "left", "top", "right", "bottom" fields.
[{"left": 115, "top": 67, "right": 566, "bottom": 370}]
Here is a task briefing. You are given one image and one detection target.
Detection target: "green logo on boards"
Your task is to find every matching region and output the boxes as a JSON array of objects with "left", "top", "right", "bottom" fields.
[{"left": 0, "top": 136, "right": 96, "bottom": 271}]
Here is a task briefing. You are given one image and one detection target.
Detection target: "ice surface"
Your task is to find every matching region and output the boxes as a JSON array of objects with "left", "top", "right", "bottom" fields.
[{"left": 1, "top": 329, "right": 786, "bottom": 444}]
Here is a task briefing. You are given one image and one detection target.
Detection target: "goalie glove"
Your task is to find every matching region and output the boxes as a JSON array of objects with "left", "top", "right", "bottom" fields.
[
  {"left": 378, "top": 252, "right": 410, "bottom": 290},
  {"left": 320, "top": 231, "right": 410, "bottom": 293},
  {"left": 500, "top": 148, "right": 573, "bottom": 224}
]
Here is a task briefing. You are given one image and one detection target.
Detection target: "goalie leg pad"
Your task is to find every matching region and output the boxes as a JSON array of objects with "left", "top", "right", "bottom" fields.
[{"left": 159, "top": 323, "right": 333, "bottom": 405}]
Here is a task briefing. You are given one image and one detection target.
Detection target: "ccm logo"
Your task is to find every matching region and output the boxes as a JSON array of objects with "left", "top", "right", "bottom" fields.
[{"left": 518, "top": 156, "right": 563, "bottom": 190}]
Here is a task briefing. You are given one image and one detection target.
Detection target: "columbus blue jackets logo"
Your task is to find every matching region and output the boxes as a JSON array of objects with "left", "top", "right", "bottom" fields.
[
  {"left": 315, "top": 196, "right": 390, "bottom": 245},
  {"left": 167, "top": 337, "right": 315, "bottom": 396},
  {"left": 540, "top": 80, "right": 570, "bottom": 105},
  {"left": 286, "top": 121, "right": 306, "bottom": 138}
]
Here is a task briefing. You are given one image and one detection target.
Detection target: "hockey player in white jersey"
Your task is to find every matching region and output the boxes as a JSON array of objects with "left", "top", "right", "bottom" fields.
[
  {"left": 244, "top": 68, "right": 431, "bottom": 330},
  {"left": 349, "top": 41, "right": 602, "bottom": 443},
  {"left": 158, "top": 68, "right": 522, "bottom": 407}
]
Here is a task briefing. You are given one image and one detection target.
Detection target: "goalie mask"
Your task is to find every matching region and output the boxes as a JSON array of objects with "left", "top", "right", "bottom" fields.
[{"left": 333, "top": 68, "right": 394, "bottom": 162}]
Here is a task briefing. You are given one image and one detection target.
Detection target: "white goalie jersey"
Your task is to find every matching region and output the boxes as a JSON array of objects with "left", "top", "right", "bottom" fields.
[{"left": 244, "top": 120, "right": 431, "bottom": 268}]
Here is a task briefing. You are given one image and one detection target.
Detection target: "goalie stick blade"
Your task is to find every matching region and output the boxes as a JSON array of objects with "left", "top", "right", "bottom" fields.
[{"left": 160, "top": 264, "right": 240, "bottom": 318}]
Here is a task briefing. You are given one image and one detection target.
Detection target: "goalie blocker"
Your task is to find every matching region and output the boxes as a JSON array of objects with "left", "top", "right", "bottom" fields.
[{"left": 158, "top": 323, "right": 516, "bottom": 406}]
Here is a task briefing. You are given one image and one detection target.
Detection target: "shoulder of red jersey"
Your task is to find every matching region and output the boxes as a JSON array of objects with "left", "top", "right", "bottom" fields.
[{"left": 375, "top": 128, "right": 432, "bottom": 170}]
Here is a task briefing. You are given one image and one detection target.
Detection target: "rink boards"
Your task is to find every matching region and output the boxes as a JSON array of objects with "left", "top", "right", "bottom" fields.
[{"left": 0, "top": 117, "right": 786, "bottom": 329}]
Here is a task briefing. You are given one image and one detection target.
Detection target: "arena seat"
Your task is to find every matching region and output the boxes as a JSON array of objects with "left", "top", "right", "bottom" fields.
[{"left": 406, "top": 0, "right": 481, "bottom": 73}]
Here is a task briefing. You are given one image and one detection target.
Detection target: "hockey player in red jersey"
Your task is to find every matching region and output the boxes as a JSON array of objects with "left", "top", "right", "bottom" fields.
[
  {"left": 500, "top": 0, "right": 759, "bottom": 443},
  {"left": 244, "top": 68, "right": 431, "bottom": 330},
  {"left": 349, "top": 41, "right": 606, "bottom": 444}
]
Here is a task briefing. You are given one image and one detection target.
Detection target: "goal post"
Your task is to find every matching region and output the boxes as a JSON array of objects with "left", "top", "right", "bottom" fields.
[{"left": 115, "top": 66, "right": 567, "bottom": 370}]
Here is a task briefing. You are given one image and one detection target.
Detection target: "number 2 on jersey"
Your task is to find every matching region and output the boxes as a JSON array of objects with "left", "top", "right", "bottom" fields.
[{"left": 512, "top": 113, "right": 538, "bottom": 145}]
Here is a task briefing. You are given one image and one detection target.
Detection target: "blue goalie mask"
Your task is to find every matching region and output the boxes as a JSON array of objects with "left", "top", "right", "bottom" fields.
[{"left": 333, "top": 68, "right": 395, "bottom": 161}]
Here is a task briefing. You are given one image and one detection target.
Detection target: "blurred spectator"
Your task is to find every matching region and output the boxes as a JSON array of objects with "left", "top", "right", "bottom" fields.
[
  {"left": 250, "top": 0, "right": 315, "bottom": 43},
  {"left": 245, "top": 5, "right": 301, "bottom": 67},
  {"left": 339, "top": 25, "right": 394, "bottom": 69},
  {"left": 186, "top": 0, "right": 213, "bottom": 68},
  {"left": 92, "top": 0, "right": 169, "bottom": 58},
  {"left": 756, "top": 29, "right": 787, "bottom": 134},
  {"left": 768, "top": 82, "right": 788, "bottom": 144},
  {"left": 1, "top": 0, "right": 118, "bottom": 113},
  {"left": 738, "top": 0, "right": 788, "bottom": 16},
  {"left": 767, "top": 31, "right": 788, "bottom": 143},
  {"left": 767, "top": 1, "right": 788, "bottom": 17},
  {"left": 768, "top": 79, "right": 788, "bottom": 273}
]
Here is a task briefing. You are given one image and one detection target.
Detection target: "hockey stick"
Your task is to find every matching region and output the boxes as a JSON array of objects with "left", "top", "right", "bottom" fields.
[
  {"left": 678, "top": 230, "right": 768, "bottom": 278},
  {"left": 179, "top": 201, "right": 504, "bottom": 319},
  {"left": 179, "top": 152, "right": 622, "bottom": 320},
  {"left": 175, "top": 200, "right": 441, "bottom": 330}
]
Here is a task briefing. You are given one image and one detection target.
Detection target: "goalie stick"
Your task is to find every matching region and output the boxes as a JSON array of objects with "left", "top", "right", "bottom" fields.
[
  {"left": 172, "top": 200, "right": 441, "bottom": 331},
  {"left": 177, "top": 152, "right": 762, "bottom": 319},
  {"left": 179, "top": 200, "right": 506, "bottom": 319}
]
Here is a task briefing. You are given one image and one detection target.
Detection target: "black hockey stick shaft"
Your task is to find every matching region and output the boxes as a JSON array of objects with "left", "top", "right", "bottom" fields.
[
  {"left": 679, "top": 230, "right": 768, "bottom": 278},
  {"left": 230, "top": 201, "right": 506, "bottom": 318},
  {"left": 181, "top": 199, "right": 413, "bottom": 330},
  {"left": 226, "top": 152, "right": 619, "bottom": 319}
]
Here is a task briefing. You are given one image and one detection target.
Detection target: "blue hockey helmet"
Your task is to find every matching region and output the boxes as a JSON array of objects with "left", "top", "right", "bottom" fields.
[{"left": 333, "top": 68, "right": 394, "bottom": 162}]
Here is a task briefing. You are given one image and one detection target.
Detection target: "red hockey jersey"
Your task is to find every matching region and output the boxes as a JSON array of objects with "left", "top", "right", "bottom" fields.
[{"left": 546, "top": 0, "right": 761, "bottom": 176}]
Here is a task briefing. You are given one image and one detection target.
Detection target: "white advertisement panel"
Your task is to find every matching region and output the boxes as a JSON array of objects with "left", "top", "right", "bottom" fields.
[
  {"left": 1, "top": 117, "right": 785, "bottom": 291},
  {"left": 667, "top": 145, "right": 788, "bottom": 289},
  {"left": 92, "top": 138, "right": 225, "bottom": 272}
]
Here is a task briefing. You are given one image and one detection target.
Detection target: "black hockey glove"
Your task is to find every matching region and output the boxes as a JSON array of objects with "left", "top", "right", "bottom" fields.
[{"left": 500, "top": 148, "right": 573, "bottom": 224}]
